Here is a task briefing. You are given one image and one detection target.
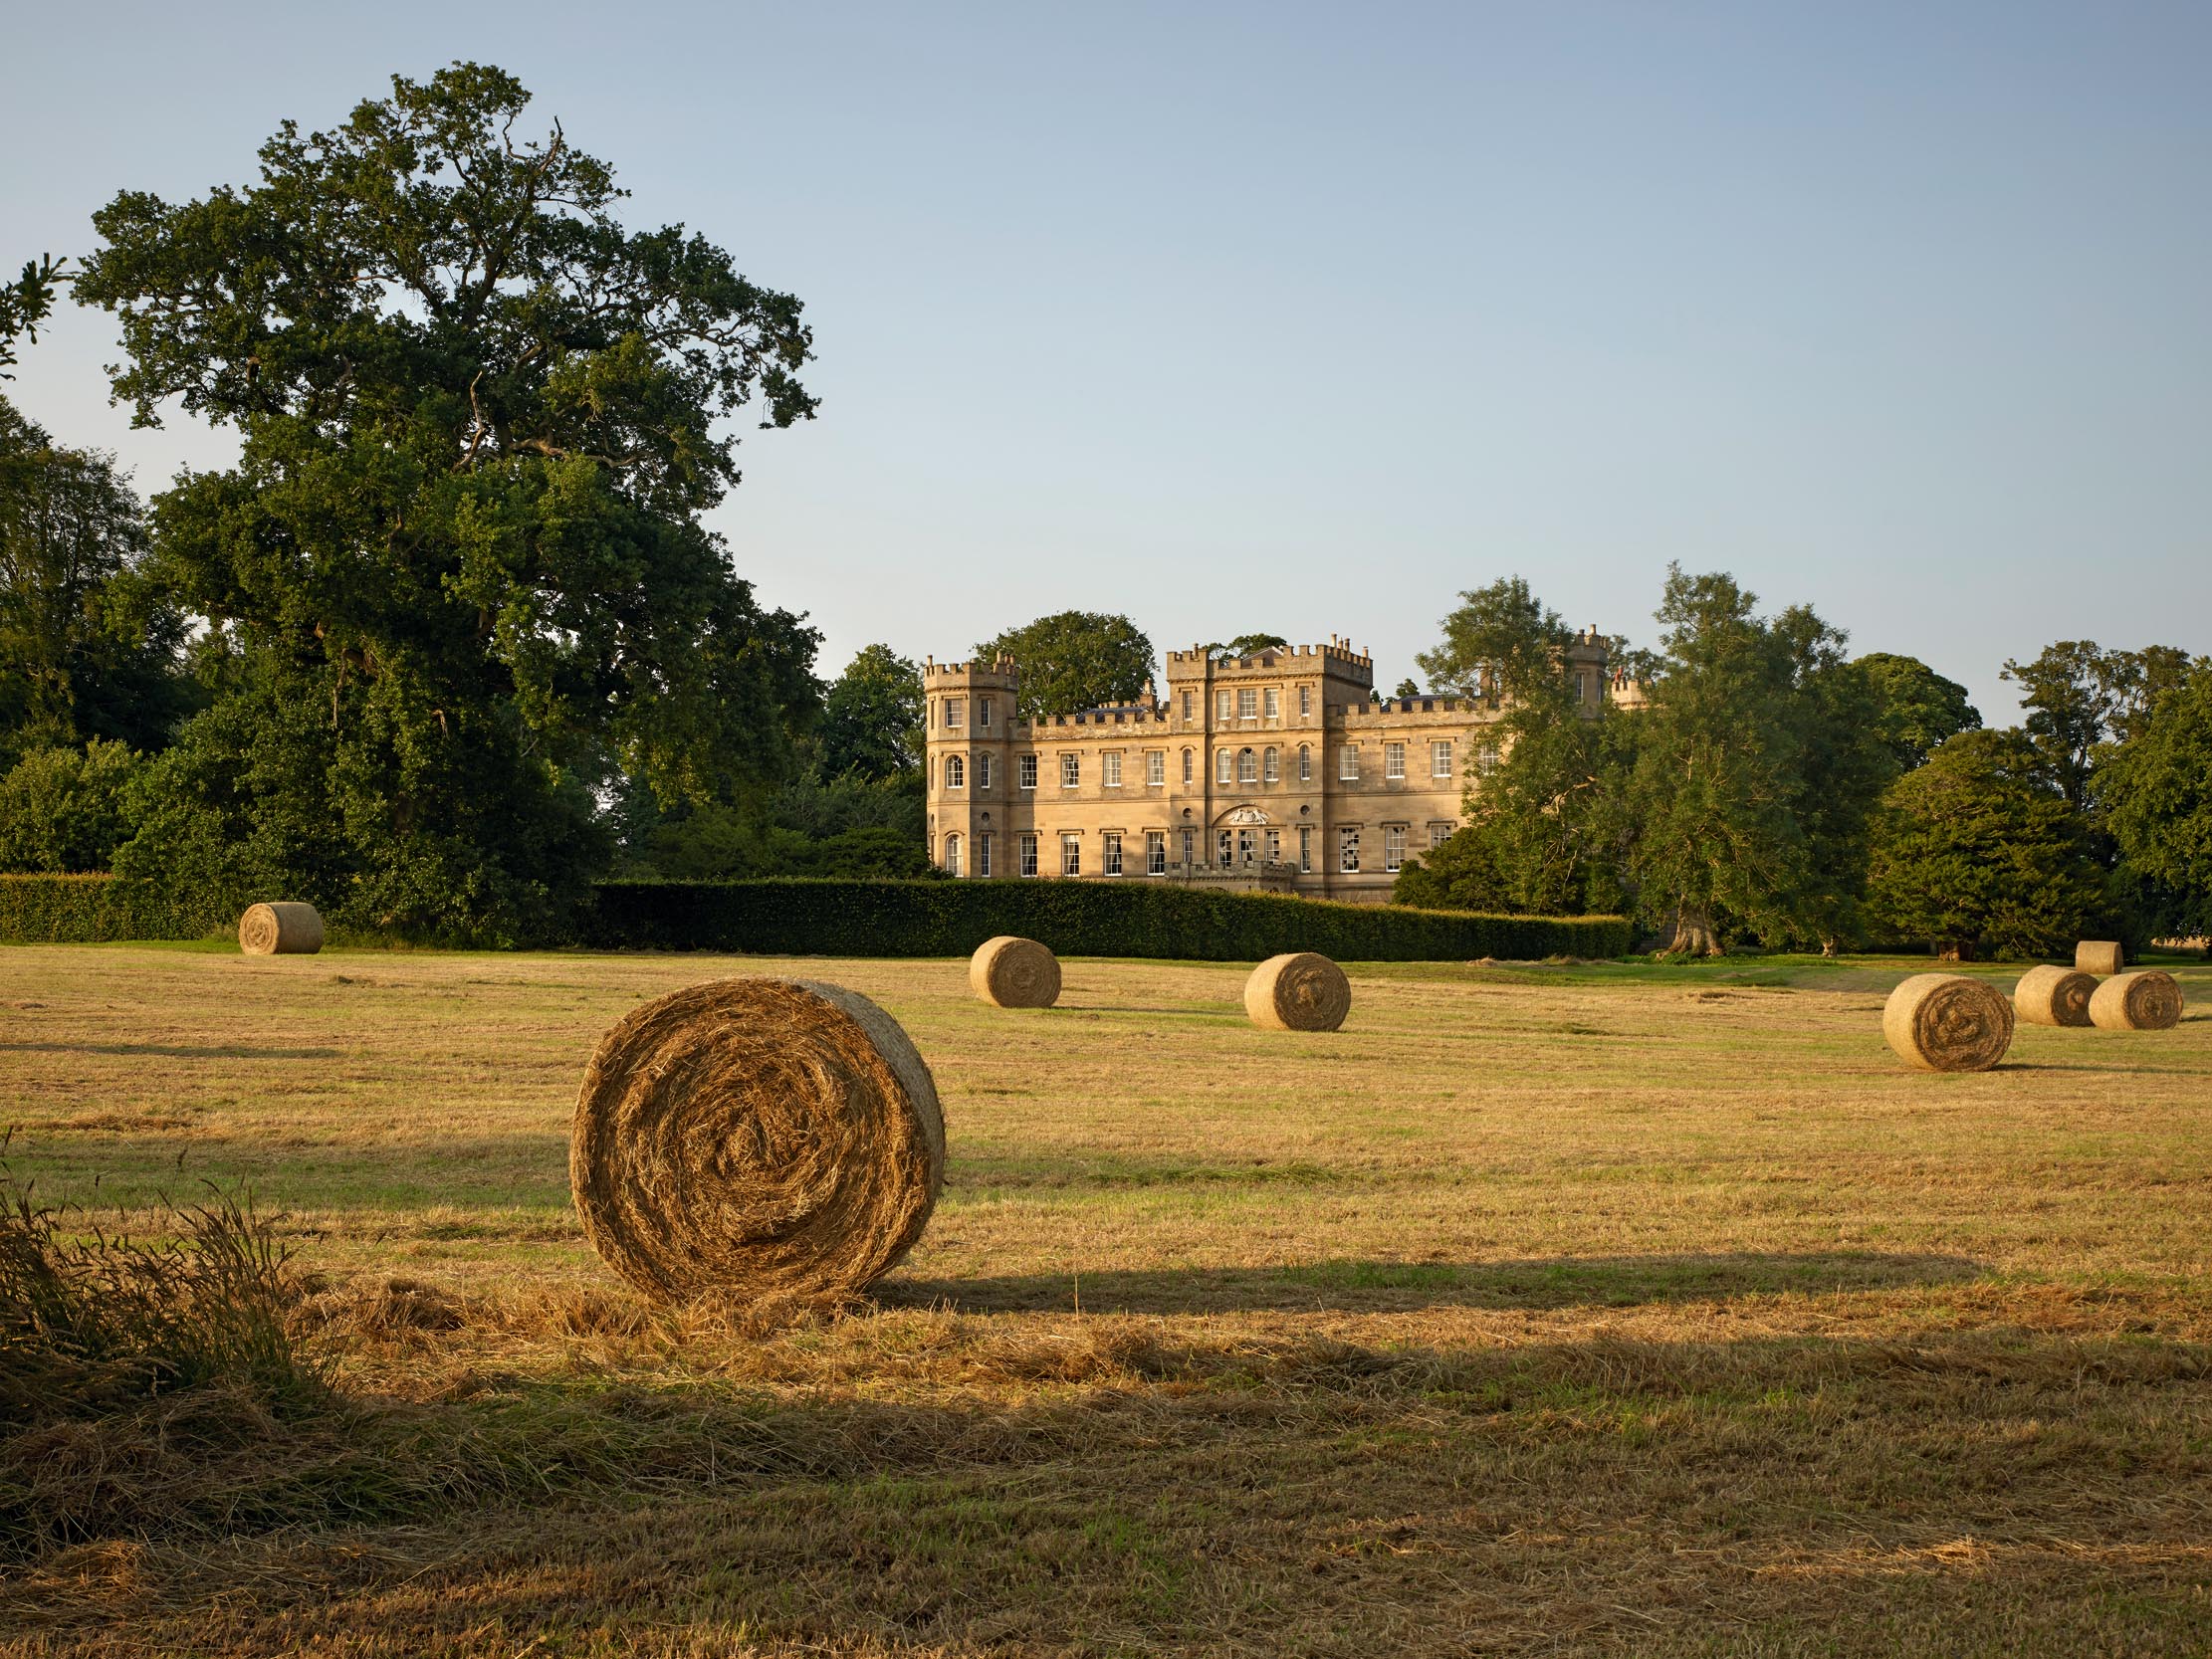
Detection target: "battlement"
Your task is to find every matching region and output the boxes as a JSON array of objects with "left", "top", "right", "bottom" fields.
[
  {"left": 1162, "top": 638, "right": 1375, "bottom": 683},
  {"left": 1008, "top": 704, "right": 1171, "bottom": 736},
  {"left": 923, "top": 655, "right": 1018, "bottom": 685},
  {"left": 1334, "top": 696, "right": 1495, "bottom": 723}
]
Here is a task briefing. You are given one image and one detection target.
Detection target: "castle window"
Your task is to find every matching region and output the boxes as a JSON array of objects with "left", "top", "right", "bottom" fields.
[
  {"left": 945, "top": 754, "right": 965, "bottom": 789},
  {"left": 1299, "top": 685, "right": 1312, "bottom": 718},
  {"left": 1217, "top": 749, "right": 1232, "bottom": 785},
  {"left": 1339, "top": 827, "right": 1360, "bottom": 872},
  {"left": 1264, "top": 687, "right": 1280, "bottom": 719},
  {"left": 1061, "top": 834, "right": 1081, "bottom": 876},
  {"left": 1061, "top": 753, "right": 1080, "bottom": 787},
  {"left": 1384, "top": 825, "right": 1407, "bottom": 872},
  {"left": 980, "top": 834, "right": 995, "bottom": 877},
  {"left": 1146, "top": 831, "right": 1166, "bottom": 874},
  {"left": 1147, "top": 750, "right": 1165, "bottom": 786},
  {"left": 1237, "top": 747, "right": 1257, "bottom": 784},
  {"left": 1104, "top": 832, "right": 1124, "bottom": 876},
  {"left": 1264, "top": 829, "right": 1280, "bottom": 861},
  {"left": 1237, "top": 689, "right": 1256, "bottom": 721},
  {"left": 979, "top": 698, "right": 993, "bottom": 729},
  {"left": 945, "top": 698, "right": 964, "bottom": 729},
  {"left": 928, "top": 755, "right": 934, "bottom": 788},
  {"left": 1298, "top": 744, "right": 1312, "bottom": 782},
  {"left": 979, "top": 752, "right": 994, "bottom": 790},
  {"left": 1217, "top": 690, "right": 1233, "bottom": 722},
  {"left": 1182, "top": 747, "right": 1194, "bottom": 784},
  {"left": 1019, "top": 753, "right": 1037, "bottom": 790},
  {"left": 1217, "top": 830, "right": 1232, "bottom": 865},
  {"left": 1339, "top": 745, "right": 1360, "bottom": 781},
  {"left": 1019, "top": 833, "right": 1038, "bottom": 877},
  {"left": 1385, "top": 742, "right": 1406, "bottom": 780},
  {"left": 1103, "top": 751, "right": 1123, "bottom": 788},
  {"left": 1431, "top": 822, "right": 1452, "bottom": 849},
  {"left": 1181, "top": 828, "right": 1195, "bottom": 866},
  {"left": 944, "top": 833, "right": 963, "bottom": 877},
  {"left": 1477, "top": 740, "right": 1500, "bottom": 775},
  {"left": 1182, "top": 692, "right": 1193, "bottom": 722},
  {"left": 1263, "top": 745, "right": 1279, "bottom": 782},
  {"left": 1299, "top": 826, "right": 1312, "bottom": 873},
  {"left": 1432, "top": 740, "right": 1452, "bottom": 778}
]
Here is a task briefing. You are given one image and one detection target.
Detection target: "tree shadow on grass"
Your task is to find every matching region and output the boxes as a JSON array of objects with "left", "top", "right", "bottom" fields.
[
  {"left": 0, "top": 1040, "right": 342, "bottom": 1060},
  {"left": 880, "top": 1249, "right": 1990, "bottom": 1316}
]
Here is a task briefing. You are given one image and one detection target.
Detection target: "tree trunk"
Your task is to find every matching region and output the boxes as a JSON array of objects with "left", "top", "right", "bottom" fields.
[
  {"left": 1663, "top": 906, "right": 1722, "bottom": 957},
  {"left": 1936, "top": 939, "right": 1976, "bottom": 962}
]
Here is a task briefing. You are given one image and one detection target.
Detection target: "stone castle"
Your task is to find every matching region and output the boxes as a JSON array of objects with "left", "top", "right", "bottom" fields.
[{"left": 923, "top": 631, "right": 1611, "bottom": 903}]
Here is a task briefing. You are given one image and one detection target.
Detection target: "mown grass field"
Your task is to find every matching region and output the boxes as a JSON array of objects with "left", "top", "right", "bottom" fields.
[{"left": 3, "top": 943, "right": 2209, "bottom": 1656}]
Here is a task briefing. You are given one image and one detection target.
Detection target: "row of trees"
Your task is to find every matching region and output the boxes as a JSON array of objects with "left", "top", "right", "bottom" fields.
[{"left": 1394, "top": 573, "right": 2209, "bottom": 957}]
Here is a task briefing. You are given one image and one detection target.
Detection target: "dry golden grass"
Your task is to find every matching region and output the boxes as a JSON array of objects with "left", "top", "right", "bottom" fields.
[{"left": 2, "top": 943, "right": 2209, "bottom": 1656}]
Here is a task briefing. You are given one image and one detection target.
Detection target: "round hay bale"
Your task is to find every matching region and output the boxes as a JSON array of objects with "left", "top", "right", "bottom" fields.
[
  {"left": 238, "top": 902, "right": 324, "bottom": 955},
  {"left": 569, "top": 977, "right": 945, "bottom": 1306},
  {"left": 2088, "top": 970, "right": 2183, "bottom": 1032},
  {"left": 2075, "top": 940, "right": 2124, "bottom": 976},
  {"left": 1244, "top": 952, "right": 1351, "bottom": 1032},
  {"left": 1881, "top": 973, "right": 2014, "bottom": 1072},
  {"left": 2014, "top": 964, "right": 2097, "bottom": 1028},
  {"left": 969, "top": 935, "right": 1061, "bottom": 1009}
]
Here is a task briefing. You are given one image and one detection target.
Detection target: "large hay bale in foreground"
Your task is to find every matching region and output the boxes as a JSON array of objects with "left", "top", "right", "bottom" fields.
[
  {"left": 1882, "top": 973, "right": 2014, "bottom": 1072},
  {"left": 970, "top": 935, "right": 1061, "bottom": 1008},
  {"left": 2014, "top": 964, "right": 2097, "bottom": 1028},
  {"left": 2076, "top": 940, "right": 2124, "bottom": 976},
  {"left": 2088, "top": 970, "right": 2183, "bottom": 1032},
  {"left": 1244, "top": 952, "right": 1351, "bottom": 1032},
  {"left": 570, "top": 977, "right": 945, "bottom": 1306},
  {"left": 238, "top": 902, "right": 323, "bottom": 955}
]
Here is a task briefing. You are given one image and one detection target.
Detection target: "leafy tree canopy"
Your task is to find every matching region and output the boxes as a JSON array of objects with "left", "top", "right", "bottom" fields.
[
  {"left": 814, "top": 643, "right": 922, "bottom": 782},
  {"left": 0, "top": 256, "right": 64, "bottom": 377},
  {"left": 0, "top": 738, "right": 142, "bottom": 872},
  {"left": 975, "top": 610, "right": 1154, "bottom": 722},
  {"left": 1855, "top": 652, "right": 1980, "bottom": 771},
  {"left": 2098, "top": 660, "right": 2212, "bottom": 938},
  {"left": 75, "top": 63, "right": 821, "bottom": 938},
  {"left": 1865, "top": 727, "right": 2108, "bottom": 959},
  {"left": 1999, "top": 640, "right": 2186, "bottom": 808},
  {"left": 1206, "top": 633, "right": 1287, "bottom": 661},
  {"left": 1415, "top": 576, "right": 1572, "bottom": 707},
  {"left": 0, "top": 398, "right": 194, "bottom": 769}
]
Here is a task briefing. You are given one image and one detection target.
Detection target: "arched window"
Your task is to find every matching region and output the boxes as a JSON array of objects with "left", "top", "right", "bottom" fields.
[
  {"left": 1297, "top": 744, "right": 1312, "bottom": 782},
  {"left": 1182, "top": 747, "right": 1194, "bottom": 783},
  {"left": 945, "top": 754, "right": 965, "bottom": 789},
  {"left": 1263, "top": 745, "right": 1279, "bottom": 782},
  {"left": 1217, "top": 748, "right": 1232, "bottom": 784},
  {"left": 944, "top": 832, "right": 963, "bottom": 877},
  {"left": 1237, "top": 747, "right": 1257, "bottom": 783}
]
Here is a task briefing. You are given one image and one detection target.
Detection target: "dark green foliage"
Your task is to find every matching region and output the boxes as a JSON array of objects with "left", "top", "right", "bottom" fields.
[
  {"left": 1865, "top": 729, "right": 2109, "bottom": 959},
  {"left": 814, "top": 643, "right": 923, "bottom": 782},
  {"left": 2099, "top": 662, "right": 2212, "bottom": 937},
  {"left": 74, "top": 64, "right": 821, "bottom": 941},
  {"left": 0, "top": 739, "right": 142, "bottom": 871},
  {"left": 1856, "top": 652, "right": 1981, "bottom": 770},
  {"left": 0, "top": 398, "right": 194, "bottom": 768},
  {"left": 975, "top": 611, "right": 1156, "bottom": 721},
  {"left": 0, "top": 873, "right": 226, "bottom": 940},
  {"left": 1415, "top": 575, "right": 1563, "bottom": 704},
  {"left": 1389, "top": 824, "right": 1512, "bottom": 912},
  {"left": 0, "top": 255, "right": 63, "bottom": 377},
  {"left": 585, "top": 879, "right": 1632, "bottom": 960},
  {"left": 1208, "top": 634, "right": 1288, "bottom": 661},
  {"left": 1999, "top": 641, "right": 2186, "bottom": 808}
]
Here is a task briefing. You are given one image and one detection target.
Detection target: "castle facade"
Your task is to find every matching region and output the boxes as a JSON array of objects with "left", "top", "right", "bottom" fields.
[{"left": 923, "top": 631, "right": 1610, "bottom": 904}]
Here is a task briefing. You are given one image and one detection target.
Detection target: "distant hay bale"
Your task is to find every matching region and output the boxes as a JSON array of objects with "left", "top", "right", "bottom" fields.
[
  {"left": 1882, "top": 973, "right": 2014, "bottom": 1072},
  {"left": 2088, "top": 970, "right": 2183, "bottom": 1033},
  {"left": 238, "top": 902, "right": 323, "bottom": 955},
  {"left": 569, "top": 977, "right": 945, "bottom": 1306},
  {"left": 1244, "top": 952, "right": 1351, "bottom": 1032},
  {"left": 2014, "top": 964, "right": 2097, "bottom": 1028},
  {"left": 2075, "top": 940, "right": 2124, "bottom": 976},
  {"left": 970, "top": 935, "right": 1061, "bottom": 1008}
]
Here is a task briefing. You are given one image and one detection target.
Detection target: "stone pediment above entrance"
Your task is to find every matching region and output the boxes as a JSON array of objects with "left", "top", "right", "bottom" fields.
[{"left": 1216, "top": 805, "right": 1271, "bottom": 826}]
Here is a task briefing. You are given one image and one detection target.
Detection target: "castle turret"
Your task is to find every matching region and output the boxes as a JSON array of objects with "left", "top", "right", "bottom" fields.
[{"left": 923, "top": 655, "right": 1018, "bottom": 878}]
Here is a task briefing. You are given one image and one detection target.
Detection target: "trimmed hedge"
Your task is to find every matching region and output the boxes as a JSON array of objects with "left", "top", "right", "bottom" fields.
[
  {"left": 0, "top": 874, "right": 230, "bottom": 943},
  {"left": 584, "top": 879, "right": 1634, "bottom": 961}
]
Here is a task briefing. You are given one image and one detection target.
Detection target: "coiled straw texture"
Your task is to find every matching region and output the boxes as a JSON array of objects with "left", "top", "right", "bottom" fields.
[
  {"left": 970, "top": 936, "right": 1061, "bottom": 1008},
  {"left": 238, "top": 902, "right": 324, "bottom": 955},
  {"left": 1882, "top": 973, "right": 2014, "bottom": 1072},
  {"left": 2014, "top": 964, "right": 2097, "bottom": 1028},
  {"left": 1244, "top": 952, "right": 1351, "bottom": 1032},
  {"left": 2075, "top": 940, "right": 2124, "bottom": 976},
  {"left": 570, "top": 977, "right": 945, "bottom": 1306},
  {"left": 2089, "top": 970, "right": 2183, "bottom": 1032}
]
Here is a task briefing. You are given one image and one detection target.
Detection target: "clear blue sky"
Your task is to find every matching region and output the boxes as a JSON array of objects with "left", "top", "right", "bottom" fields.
[{"left": 8, "top": 1, "right": 2208, "bottom": 721}]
